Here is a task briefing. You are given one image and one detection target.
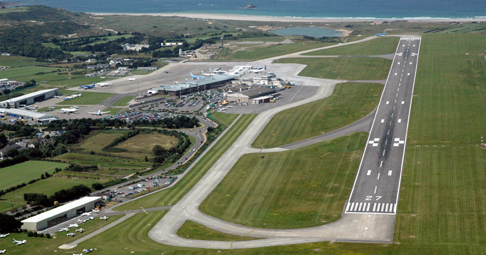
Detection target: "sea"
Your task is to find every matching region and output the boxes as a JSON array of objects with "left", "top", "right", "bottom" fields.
[{"left": 4, "top": 0, "right": 486, "bottom": 20}]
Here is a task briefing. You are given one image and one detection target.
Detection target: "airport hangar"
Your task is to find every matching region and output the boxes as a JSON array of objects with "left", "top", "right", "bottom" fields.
[
  {"left": 148, "top": 74, "right": 236, "bottom": 97},
  {"left": 0, "top": 108, "right": 58, "bottom": 122},
  {"left": 21, "top": 196, "right": 102, "bottom": 231},
  {"left": 0, "top": 88, "right": 59, "bottom": 108}
]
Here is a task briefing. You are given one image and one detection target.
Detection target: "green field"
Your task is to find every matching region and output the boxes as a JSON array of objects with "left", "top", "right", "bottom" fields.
[
  {"left": 0, "top": 56, "right": 42, "bottom": 67},
  {"left": 209, "top": 112, "right": 239, "bottom": 127},
  {"left": 177, "top": 220, "right": 258, "bottom": 241},
  {"left": 114, "top": 114, "right": 256, "bottom": 211},
  {"left": 253, "top": 83, "right": 382, "bottom": 148},
  {"left": 304, "top": 37, "right": 400, "bottom": 55},
  {"left": 112, "top": 96, "right": 136, "bottom": 106},
  {"left": 0, "top": 177, "right": 98, "bottom": 202},
  {"left": 219, "top": 42, "right": 334, "bottom": 61},
  {"left": 57, "top": 91, "right": 114, "bottom": 105},
  {"left": 0, "top": 161, "right": 69, "bottom": 190},
  {"left": 0, "top": 201, "right": 24, "bottom": 213},
  {"left": 103, "top": 107, "right": 124, "bottom": 114},
  {"left": 201, "top": 133, "right": 367, "bottom": 229},
  {"left": 275, "top": 57, "right": 392, "bottom": 80}
]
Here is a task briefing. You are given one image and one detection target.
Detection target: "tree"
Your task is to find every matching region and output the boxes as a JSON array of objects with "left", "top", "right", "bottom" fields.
[
  {"left": 0, "top": 133, "right": 7, "bottom": 149},
  {"left": 91, "top": 183, "right": 104, "bottom": 190},
  {"left": 0, "top": 214, "right": 22, "bottom": 233},
  {"left": 5, "top": 148, "right": 19, "bottom": 158}
]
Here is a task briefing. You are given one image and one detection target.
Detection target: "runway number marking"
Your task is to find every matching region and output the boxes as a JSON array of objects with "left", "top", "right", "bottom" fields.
[{"left": 367, "top": 170, "right": 371, "bottom": 176}]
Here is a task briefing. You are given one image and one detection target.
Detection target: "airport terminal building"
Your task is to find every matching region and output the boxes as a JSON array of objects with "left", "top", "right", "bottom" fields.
[
  {"left": 0, "top": 108, "right": 58, "bottom": 122},
  {"left": 21, "top": 197, "right": 102, "bottom": 231},
  {"left": 0, "top": 89, "right": 59, "bottom": 108},
  {"left": 150, "top": 75, "right": 235, "bottom": 97}
]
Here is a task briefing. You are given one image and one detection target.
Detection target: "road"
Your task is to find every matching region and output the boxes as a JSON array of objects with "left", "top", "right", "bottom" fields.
[{"left": 345, "top": 37, "right": 421, "bottom": 214}]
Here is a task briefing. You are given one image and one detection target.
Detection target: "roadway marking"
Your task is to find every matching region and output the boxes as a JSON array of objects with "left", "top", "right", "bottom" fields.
[
  {"left": 386, "top": 101, "right": 389, "bottom": 104},
  {"left": 387, "top": 130, "right": 390, "bottom": 135},
  {"left": 395, "top": 99, "right": 397, "bottom": 103},
  {"left": 400, "top": 78, "right": 402, "bottom": 81},
  {"left": 367, "top": 170, "right": 371, "bottom": 176},
  {"left": 410, "top": 62, "right": 412, "bottom": 65},
  {"left": 397, "top": 88, "right": 399, "bottom": 92},
  {"left": 374, "top": 186, "right": 377, "bottom": 194},
  {"left": 382, "top": 150, "right": 385, "bottom": 156},
  {"left": 402, "top": 101, "right": 405, "bottom": 104},
  {"left": 391, "top": 113, "right": 394, "bottom": 118},
  {"left": 398, "top": 62, "right": 400, "bottom": 65},
  {"left": 381, "top": 119, "right": 384, "bottom": 123},
  {"left": 373, "top": 203, "right": 377, "bottom": 211},
  {"left": 388, "top": 170, "right": 393, "bottom": 176},
  {"left": 408, "top": 73, "right": 410, "bottom": 76},
  {"left": 399, "top": 83, "right": 401, "bottom": 86},
  {"left": 393, "top": 138, "right": 405, "bottom": 146},
  {"left": 395, "top": 73, "right": 397, "bottom": 75},
  {"left": 393, "top": 106, "right": 395, "bottom": 110},
  {"left": 396, "top": 93, "right": 399, "bottom": 97},
  {"left": 377, "top": 173, "right": 381, "bottom": 180},
  {"left": 368, "top": 138, "right": 380, "bottom": 147},
  {"left": 398, "top": 119, "right": 401, "bottom": 123},
  {"left": 380, "top": 161, "right": 383, "bottom": 167}
]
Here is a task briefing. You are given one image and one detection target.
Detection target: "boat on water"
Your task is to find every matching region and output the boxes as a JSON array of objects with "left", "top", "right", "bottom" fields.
[{"left": 239, "top": 3, "right": 256, "bottom": 9}]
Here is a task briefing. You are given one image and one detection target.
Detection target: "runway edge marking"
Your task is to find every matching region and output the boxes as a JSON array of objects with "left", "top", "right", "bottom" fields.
[
  {"left": 395, "top": 38, "right": 421, "bottom": 207},
  {"left": 345, "top": 38, "right": 403, "bottom": 214}
]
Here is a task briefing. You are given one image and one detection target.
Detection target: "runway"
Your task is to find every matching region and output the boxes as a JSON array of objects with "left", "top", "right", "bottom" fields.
[{"left": 345, "top": 37, "right": 421, "bottom": 214}]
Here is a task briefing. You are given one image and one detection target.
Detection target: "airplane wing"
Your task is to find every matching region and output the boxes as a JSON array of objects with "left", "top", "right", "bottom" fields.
[{"left": 101, "top": 111, "right": 111, "bottom": 114}]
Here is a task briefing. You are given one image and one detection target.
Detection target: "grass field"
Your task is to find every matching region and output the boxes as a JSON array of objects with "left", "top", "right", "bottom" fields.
[
  {"left": 0, "top": 161, "right": 69, "bottom": 190},
  {"left": 304, "top": 37, "right": 400, "bottom": 56},
  {"left": 219, "top": 41, "right": 334, "bottom": 61},
  {"left": 0, "top": 201, "right": 24, "bottom": 213},
  {"left": 253, "top": 83, "right": 382, "bottom": 148},
  {"left": 201, "top": 132, "right": 367, "bottom": 229},
  {"left": 209, "top": 112, "right": 239, "bottom": 127},
  {"left": 177, "top": 220, "right": 258, "bottom": 241},
  {"left": 57, "top": 91, "right": 114, "bottom": 105},
  {"left": 103, "top": 107, "right": 124, "bottom": 114},
  {"left": 112, "top": 96, "right": 136, "bottom": 106},
  {"left": 114, "top": 133, "right": 179, "bottom": 159},
  {"left": 275, "top": 57, "right": 392, "bottom": 80},
  {"left": 55, "top": 152, "right": 149, "bottom": 171},
  {"left": 0, "top": 177, "right": 98, "bottom": 202},
  {"left": 114, "top": 114, "right": 256, "bottom": 211},
  {"left": 0, "top": 56, "right": 42, "bottom": 67}
]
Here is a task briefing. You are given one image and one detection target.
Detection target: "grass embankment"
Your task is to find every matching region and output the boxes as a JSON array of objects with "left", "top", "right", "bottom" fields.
[
  {"left": 275, "top": 57, "right": 392, "bottom": 80},
  {"left": 0, "top": 161, "right": 69, "bottom": 190},
  {"left": 0, "top": 55, "right": 42, "bottom": 67},
  {"left": 177, "top": 220, "right": 258, "bottom": 241},
  {"left": 57, "top": 91, "right": 114, "bottom": 105},
  {"left": 219, "top": 41, "right": 334, "bottom": 61},
  {"left": 201, "top": 132, "right": 367, "bottom": 229},
  {"left": 209, "top": 112, "right": 239, "bottom": 127},
  {"left": 114, "top": 114, "right": 256, "bottom": 211},
  {"left": 304, "top": 37, "right": 400, "bottom": 55},
  {"left": 112, "top": 96, "right": 136, "bottom": 106},
  {"left": 253, "top": 83, "right": 382, "bottom": 148}
]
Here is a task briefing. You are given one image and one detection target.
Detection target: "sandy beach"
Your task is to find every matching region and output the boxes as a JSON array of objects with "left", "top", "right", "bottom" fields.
[{"left": 90, "top": 12, "right": 486, "bottom": 23}]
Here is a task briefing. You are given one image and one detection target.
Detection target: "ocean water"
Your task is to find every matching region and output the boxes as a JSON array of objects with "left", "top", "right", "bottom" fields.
[
  {"left": 271, "top": 27, "right": 342, "bottom": 37},
  {"left": 4, "top": 0, "right": 486, "bottom": 19}
]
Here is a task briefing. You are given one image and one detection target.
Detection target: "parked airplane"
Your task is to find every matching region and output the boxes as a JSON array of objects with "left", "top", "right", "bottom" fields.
[
  {"left": 13, "top": 239, "right": 26, "bottom": 245},
  {"left": 67, "top": 233, "right": 75, "bottom": 237},
  {"left": 81, "top": 212, "right": 92, "bottom": 216},
  {"left": 100, "top": 216, "right": 109, "bottom": 220},
  {"left": 69, "top": 223, "right": 79, "bottom": 228},
  {"left": 83, "top": 248, "right": 94, "bottom": 253},
  {"left": 86, "top": 217, "right": 94, "bottom": 220},
  {"left": 80, "top": 83, "right": 96, "bottom": 90},
  {"left": 98, "top": 82, "right": 111, "bottom": 87},
  {"left": 92, "top": 208, "right": 100, "bottom": 213},
  {"left": 88, "top": 110, "right": 110, "bottom": 116},
  {"left": 128, "top": 78, "right": 136, "bottom": 81},
  {"left": 249, "top": 65, "right": 266, "bottom": 73},
  {"left": 77, "top": 219, "right": 86, "bottom": 224},
  {"left": 76, "top": 228, "right": 84, "bottom": 233},
  {"left": 60, "top": 107, "right": 78, "bottom": 114},
  {"left": 210, "top": 68, "right": 226, "bottom": 74},
  {"left": 201, "top": 71, "right": 216, "bottom": 76},
  {"left": 59, "top": 228, "right": 69, "bottom": 232},
  {"left": 0, "top": 233, "right": 9, "bottom": 238},
  {"left": 190, "top": 72, "right": 205, "bottom": 79},
  {"left": 64, "top": 93, "right": 82, "bottom": 101},
  {"left": 0, "top": 249, "right": 6, "bottom": 253}
]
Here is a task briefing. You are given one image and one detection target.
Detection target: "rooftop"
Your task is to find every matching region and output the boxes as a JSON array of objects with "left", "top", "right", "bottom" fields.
[
  {"left": 22, "top": 197, "right": 102, "bottom": 223},
  {"left": 160, "top": 75, "right": 236, "bottom": 92},
  {"left": 0, "top": 89, "right": 58, "bottom": 104},
  {"left": 0, "top": 108, "right": 57, "bottom": 120}
]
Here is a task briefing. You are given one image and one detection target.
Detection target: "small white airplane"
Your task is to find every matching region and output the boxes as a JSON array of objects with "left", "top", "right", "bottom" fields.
[
  {"left": 128, "top": 78, "right": 136, "bottom": 81},
  {"left": 76, "top": 228, "right": 84, "bottom": 233},
  {"left": 67, "top": 233, "right": 76, "bottom": 237},
  {"left": 0, "top": 249, "right": 6, "bottom": 254},
  {"left": 59, "top": 228, "right": 69, "bottom": 232},
  {"left": 81, "top": 212, "right": 92, "bottom": 216},
  {"left": 83, "top": 248, "right": 94, "bottom": 253},
  {"left": 210, "top": 68, "right": 226, "bottom": 74},
  {"left": 69, "top": 223, "right": 79, "bottom": 228},
  {"left": 201, "top": 71, "right": 216, "bottom": 76},
  {"left": 77, "top": 219, "right": 86, "bottom": 224},
  {"left": 0, "top": 233, "right": 9, "bottom": 238},
  {"left": 13, "top": 239, "right": 26, "bottom": 245},
  {"left": 60, "top": 107, "right": 78, "bottom": 114},
  {"left": 86, "top": 217, "right": 94, "bottom": 220},
  {"left": 100, "top": 216, "right": 109, "bottom": 220},
  {"left": 98, "top": 82, "right": 112, "bottom": 87},
  {"left": 89, "top": 110, "right": 110, "bottom": 116},
  {"left": 92, "top": 208, "right": 100, "bottom": 213}
]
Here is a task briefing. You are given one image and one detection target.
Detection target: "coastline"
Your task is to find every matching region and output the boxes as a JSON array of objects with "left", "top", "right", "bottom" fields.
[{"left": 89, "top": 12, "right": 486, "bottom": 23}]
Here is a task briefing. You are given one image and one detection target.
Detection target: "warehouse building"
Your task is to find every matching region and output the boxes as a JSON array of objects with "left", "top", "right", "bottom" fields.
[
  {"left": 21, "top": 197, "right": 102, "bottom": 231},
  {"left": 225, "top": 87, "right": 276, "bottom": 103},
  {"left": 151, "top": 75, "right": 236, "bottom": 97},
  {"left": 0, "top": 89, "right": 59, "bottom": 108},
  {"left": 0, "top": 108, "right": 58, "bottom": 122}
]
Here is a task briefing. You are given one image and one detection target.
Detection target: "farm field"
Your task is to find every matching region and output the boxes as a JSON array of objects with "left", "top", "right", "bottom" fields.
[
  {"left": 201, "top": 132, "right": 367, "bottom": 229},
  {"left": 303, "top": 37, "right": 400, "bottom": 55},
  {"left": 253, "top": 83, "right": 382, "bottom": 148},
  {"left": 114, "top": 114, "right": 256, "bottom": 211},
  {"left": 0, "top": 161, "right": 69, "bottom": 190},
  {"left": 275, "top": 57, "right": 392, "bottom": 80},
  {"left": 177, "top": 220, "right": 258, "bottom": 241},
  {"left": 112, "top": 96, "right": 136, "bottom": 106},
  {"left": 57, "top": 91, "right": 114, "bottom": 105},
  {"left": 0, "top": 177, "right": 98, "bottom": 202}
]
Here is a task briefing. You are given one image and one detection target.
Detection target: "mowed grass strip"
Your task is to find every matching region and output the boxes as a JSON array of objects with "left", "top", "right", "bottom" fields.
[
  {"left": 275, "top": 57, "right": 392, "bottom": 80},
  {"left": 57, "top": 91, "right": 114, "bottom": 105},
  {"left": 176, "top": 220, "right": 258, "bottom": 241},
  {"left": 220, "top": 42, "right": 334, "bottom": 61},
  {"left": 200, "top": 132, "right": 368, "bottom": 229},
  {"left": 0, "top": 177, "right": 98, "bottom": 202},
  {"left": 303, "top": 37, "right": 400, "bottom": 55},
  {"left": 0, "top": 55, "right": 42, "bottom": 67},
  {"left": 114, "top": 114, "right": 256, "bottom": 211},
  {"left": 209, "top": 112, "right": 239, "bottom": 127},
  {"left": 112, "top": 96, "right": 136, "bottom": 106},
  {"left": 253, "top": 83, "right": 382, "bottom": 148},
  {"left": 0, "top": 161, "right": 69, "bottom": 190}
]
